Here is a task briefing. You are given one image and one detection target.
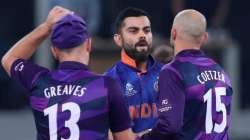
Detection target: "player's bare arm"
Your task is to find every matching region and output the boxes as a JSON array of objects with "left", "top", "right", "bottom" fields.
[{"left": 112, "top": 128, "right": 135, "bottom": 140}]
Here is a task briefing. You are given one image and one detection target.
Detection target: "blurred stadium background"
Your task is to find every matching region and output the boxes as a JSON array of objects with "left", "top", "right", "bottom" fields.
[{"left": 0, "top": 0, "right": 249, "bottom": 139}]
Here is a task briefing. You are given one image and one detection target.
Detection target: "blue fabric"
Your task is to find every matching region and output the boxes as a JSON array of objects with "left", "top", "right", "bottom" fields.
[{"left": 105, "top": 56, "right": 163, "bottom": 133}]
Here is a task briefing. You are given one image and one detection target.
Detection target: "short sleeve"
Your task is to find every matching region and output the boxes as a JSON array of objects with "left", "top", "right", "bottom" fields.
[
  {"left": 10, "top": 59, "right": 49, "bottom": 91},
  {"left": 105, "top": 77, "right": 131, "bottom": 132},
  {"left": 154, "top": 68, "right": 185, "bottom": 134},
  {"left": 142, "top": 67, "right": 185, "bottom": 139}
]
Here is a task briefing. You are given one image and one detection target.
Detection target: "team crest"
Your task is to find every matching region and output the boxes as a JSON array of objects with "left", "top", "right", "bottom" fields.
[
  {"left": 125, "top": 83, "right": 137, "bottom": 96},
  {"left": 14, "top": 62, "right": 24, "bottom": 72}
]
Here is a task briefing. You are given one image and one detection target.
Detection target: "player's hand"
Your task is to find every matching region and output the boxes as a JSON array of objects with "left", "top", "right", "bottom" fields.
[
  {"left": 136, "top": 129, "right": 152, "bottom": 137},
  {"left": 45, "top": 6, "right": 73, "bottom": 29}
]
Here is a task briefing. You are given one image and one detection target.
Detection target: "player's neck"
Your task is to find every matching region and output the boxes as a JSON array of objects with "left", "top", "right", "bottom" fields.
[
  {"left": 174, "top": 39, "right": 200, "bottom": 55},
  {"left": 59, "top": 55, "right": 89, "bottom": 65}
]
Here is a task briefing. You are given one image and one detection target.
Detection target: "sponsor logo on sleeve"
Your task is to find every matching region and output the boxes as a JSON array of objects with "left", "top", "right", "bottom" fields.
[
  {"left": 14, "top": 62, "right": 24, "bottom": 72},
  {"left": 159, "top": 99, "right": 172, "bottom": 112}
]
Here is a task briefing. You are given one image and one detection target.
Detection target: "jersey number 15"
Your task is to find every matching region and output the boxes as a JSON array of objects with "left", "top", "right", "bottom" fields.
[{"left": 203, "top": 87, "right": 227, "bottom": 134}]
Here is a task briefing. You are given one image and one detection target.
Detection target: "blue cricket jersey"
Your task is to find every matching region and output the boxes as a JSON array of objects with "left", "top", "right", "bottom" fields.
[{"left": 105, "top": 52, "right": 163, "bottom": 133}]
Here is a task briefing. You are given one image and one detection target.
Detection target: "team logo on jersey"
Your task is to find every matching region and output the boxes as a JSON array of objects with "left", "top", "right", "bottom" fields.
[
  {"left": 14, "top": 62, "right": 24, "bottom": 72},
  {"left": 159, "top": 98, "right": 172, "bottom": 112},
  {"left": 162, "top": 99, "right": 168, "bottom": 105},
  {"left": 125, "top": 83, "right": 137, "bottom": 96},
  {"left": 154, "top": 76, "right": 159, "bottom": 92}
]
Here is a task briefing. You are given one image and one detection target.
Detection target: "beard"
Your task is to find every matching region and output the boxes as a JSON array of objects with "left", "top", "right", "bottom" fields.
[{"left": 123, "top": 39, "right": 152, "bottom": 62}]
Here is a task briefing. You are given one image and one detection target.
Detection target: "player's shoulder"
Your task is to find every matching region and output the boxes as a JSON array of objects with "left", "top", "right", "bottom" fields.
[
  {"left": 11, "top": 59, "right": 49, "bottom": 72},
  {"left": 160, "top": 60, "right": 183, "bottom": 80},
  {"left": 102, "top": 75, "right": 120, "bottom": 90},
  {"left": 161, "top": 59, "right": 178, "bottom": 71},
  {"left": 154, "top": 60, "right": 164, "bottom": 70},
  {"left": 80, "top": 71, "right": 117, "bottom": 88},
  {"left": 85, "top": 71, "right": 109, "bottom": 81},
  {"left": 72, "top": 70, "right": 108, "bottom": 84},
  {"left": 104, "top": 61, "right": 123, "bottom": 78}
]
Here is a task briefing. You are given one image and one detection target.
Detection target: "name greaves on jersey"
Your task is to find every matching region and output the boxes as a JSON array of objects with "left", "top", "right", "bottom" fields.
[{"left": 44, "top": 85, "right": 87, "bottom": 98}]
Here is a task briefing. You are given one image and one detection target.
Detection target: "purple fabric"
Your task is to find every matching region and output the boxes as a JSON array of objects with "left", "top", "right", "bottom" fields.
[
  {"left": 79, "top": 131, "right": 106, "bottom": 140},
  {"left": 11, "top": 60, "right": 132, "bottom": 140},
  {"left": 30, "top": 96, "right": 49, "bottom": 111},
  {"left": 51, "top": 14, "right": 89, "bottom": 49},
  {"left": 153, "top": 68, "right": 185, "bottom": 135},
  {"left": 141, "top": 49, "right": 232, "bottom": 140},
  {"left": 11, "top": 59, "right": 49, "bottom": 91},
  {"left": 106, "top": 77, "right": 132, "bottom": 132}
]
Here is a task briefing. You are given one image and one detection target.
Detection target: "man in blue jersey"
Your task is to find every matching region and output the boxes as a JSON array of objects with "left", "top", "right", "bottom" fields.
[
  {"left": 104, "top": 7, "right": 163, "bottom": 134},
  {"left": 1, "top": 6, "right": 134, "bottom": 140},
  {"left": 141, "top": 9, "right": 233, "bottom": 140}
]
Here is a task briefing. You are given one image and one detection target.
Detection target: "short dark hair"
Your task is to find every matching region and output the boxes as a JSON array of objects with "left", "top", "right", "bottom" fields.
[{"left": 114, "top": 7, "right": 151, "bottom": 33}]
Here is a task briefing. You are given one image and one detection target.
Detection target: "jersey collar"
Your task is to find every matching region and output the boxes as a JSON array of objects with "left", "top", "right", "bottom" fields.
[
  {"left": 58, "top": 61, "right": 89, "bottom": 70},
  {"left": 176, "top": 49, "right": 205, "bottom": 57},
  {"left": 120, "top": 50, "right": 156, "bottom": 74}
]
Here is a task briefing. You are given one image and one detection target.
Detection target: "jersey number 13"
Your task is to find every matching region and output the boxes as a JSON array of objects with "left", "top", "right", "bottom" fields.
[{"left": 44, "top": 102, "right": 80, "bottom": 140}]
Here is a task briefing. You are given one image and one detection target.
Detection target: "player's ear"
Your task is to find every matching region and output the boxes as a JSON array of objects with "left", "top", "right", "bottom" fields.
[
  {"left": 85, "top": 38, "right": 92, "bottom": 53},
  {"left": 201, "top": 32, "right": 208, "bottom": 45},
  {"left": 113, "top": 34, "right": 122, "bottom": 48},
  {"left": 171, "top": 28, "right": 177, "bottom": 41},
  {"left": 51, "top": 46, "right": 59, "bottom": 60}
]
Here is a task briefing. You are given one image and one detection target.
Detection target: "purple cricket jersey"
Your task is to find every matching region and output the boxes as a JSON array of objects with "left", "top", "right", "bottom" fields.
[
  {"left": 142, "top": 49, "right": 233, "bottom": 140},
  {"left": 11, "top": 59, "right": 131, "bottom": 140}
]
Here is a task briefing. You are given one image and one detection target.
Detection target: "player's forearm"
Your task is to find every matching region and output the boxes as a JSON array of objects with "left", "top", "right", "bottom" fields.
[
  {"left": 5, "top": 22, "right": 50, "bottom": 60},
  {"left": 1, "top": 22, "right": 50, "bottom": 75},
  {"left": 140, "top": 116, "right": 181, "bottom": 140},
  {"left": 113, "top": 128, "right": 135, "bottom": 140},
  {"left": 141, "top": 129, "right": 177, "bottom": 140}
]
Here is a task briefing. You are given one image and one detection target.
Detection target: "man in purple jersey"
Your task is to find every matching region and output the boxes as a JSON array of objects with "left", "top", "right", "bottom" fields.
[
  {"left": 141, "top": 9, "right": 233, "bottom": 140},
  {"left": 1, "top": 6, "right": 134, "bottom": 140}
]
